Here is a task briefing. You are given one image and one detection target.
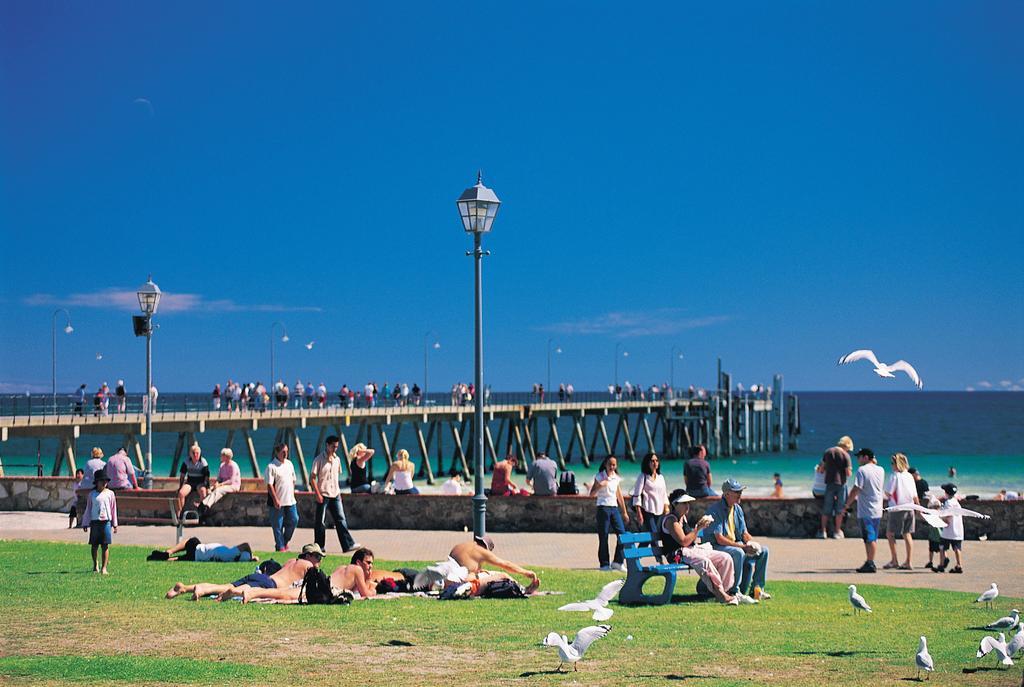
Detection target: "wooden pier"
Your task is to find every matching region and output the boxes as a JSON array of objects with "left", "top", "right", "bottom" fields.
[{"left": 0, "top": 380, "right": 800, "bottom": 485}]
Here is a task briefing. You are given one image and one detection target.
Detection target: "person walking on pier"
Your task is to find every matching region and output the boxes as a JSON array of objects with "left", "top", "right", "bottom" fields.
[
  {"left": 115, "top": 380, "right": 126, "bottom": 413},
  {"left": 590, "top": 455, "right": 630, "bottom": 572},
  {"left": 266, "top": 442, "right": 298, "bottom": 552},
  {"left": 818, "top": 436, "right": 853, "bottom": 539},
  {"left": 294, "top": 380, "right": 304, "bottom": 408},
  {"left": 311, "top": 436, "right": 360, "bottom": 553}
]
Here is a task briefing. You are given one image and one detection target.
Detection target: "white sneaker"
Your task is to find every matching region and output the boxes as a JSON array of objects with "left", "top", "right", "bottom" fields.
[
  {"left": 831, "top": 531, "right": 845, "bottom": 539},
  {"left": 610, "top": 563, "right": 627, "bottom": 573},
  {"left": 725, "top": 597, "right": 740, "bottom": 606},
  {"left": 815, "top": 531, "right": 826, "bottom": 539},
  {"left": 737, "top": 593, "right": 759, "bottom": 605},
  {"left": 599, "top": 565, "right": 613, "bottom": 572},
  {"left": 759, "top": 589, "right": 772, "bottom": 600}
]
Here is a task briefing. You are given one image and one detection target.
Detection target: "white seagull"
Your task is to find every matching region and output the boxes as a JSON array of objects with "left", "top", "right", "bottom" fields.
[
  {"left": 558, "top": 579, "right": 624, "bottom": 621},
  {"left": 976, "top": 633, "right": 1014, "bottom": 667},
  {"left": 975, "top": 583, "right": 1000, "bottom": 609},
  {"left": 848, "top": 585, "right": 872, "bottom": 615},
  {"left": 542, "top": 624, "right": 611, "bottom": 672},
  {"left": 305, "top": 341, "right": 315, "bottom": 350},
  {"left": 885, "top": 502, "right": 991, "bottom": 530},
  {"left": 1006, "top": 625, "right": 1024, "bottom": 658},
  {"left": 915, "top": 636, "right": 934, "bottom": 680},
  {"left": 837, "top": 350, "right": 923, "bottom": 389},
  {"left": 987, "top": 610, "right": 1021, "bottom": 632}
]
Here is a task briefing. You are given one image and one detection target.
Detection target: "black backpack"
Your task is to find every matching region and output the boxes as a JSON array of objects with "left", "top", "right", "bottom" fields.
[
  {"left": 258, "top": 559, "right": 283, "bottom": 576},
  {"left": 479, "top": 578, "right": 528, "bottom": 599},
  {"left": 298, "top": 567, "right": 352, "bottom": 605},
  {"left": 557, "top": 470, "right": 579, "bottom": 495}
]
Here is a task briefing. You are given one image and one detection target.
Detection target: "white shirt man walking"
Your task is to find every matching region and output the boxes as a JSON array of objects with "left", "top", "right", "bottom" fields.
[{"left": 310, "top": 436, "right": 360, "bottom": 553}]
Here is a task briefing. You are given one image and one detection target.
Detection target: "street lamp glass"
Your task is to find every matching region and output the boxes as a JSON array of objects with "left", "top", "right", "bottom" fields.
[
  {"left": 281, "top": 334, "right": 290, "bottom": 343},
  {"left": 136, "top": 277, "right": 162, "bottom": 315},
  {"left": 64, "top": 325, "right": 74, "bottom": 334},
  {"left": 456, "top": 173, "right": 501, "bottom": 233},
  {"left": 433, "top": 342, "right": 441, "bottom": 349}
]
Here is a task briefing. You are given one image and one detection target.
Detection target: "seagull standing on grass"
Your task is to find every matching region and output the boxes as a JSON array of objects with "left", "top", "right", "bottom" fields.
[
  {"left": 558, "top": 579, "right": 624, "bottom": 621},
  {"left": 988, "top": 610, "right": 1021, "bottom": 632},
  {"left": 976, "top": 583, "right": 1000, "bottom": 609},
  {"left": 542, "top": 625, "right": 611, "bottom": 672},
  {"left": 848, "top": 585, "right": 872, "bottom": 615},
  {"left": 915, "top": 636, "right": 934, "bottom": 680},
  {"left": 1006, "top": 625, "right": 1024, "bottom": 658},
  {"left": 837, "top": 350, "right": 923, "bottom": 389},
  {"left": 977, "top": 633, "right": 1014, "bottom": 667}
]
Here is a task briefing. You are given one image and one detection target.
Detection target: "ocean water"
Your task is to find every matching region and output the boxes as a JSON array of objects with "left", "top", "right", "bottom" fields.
[{"left": 3, "top": 392, "right": 1022, "bottom": 498}]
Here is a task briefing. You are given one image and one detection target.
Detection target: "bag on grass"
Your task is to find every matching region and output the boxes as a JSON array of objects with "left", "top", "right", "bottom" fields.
[
  {"left": 479, "top": 578, "right": 527, "bottom": 599},
  {"left": 299, "top": 567, "right": 352, "bottom": 605},
  {"left": 258, "top": 559, "right": 283, "bottom": 576}
]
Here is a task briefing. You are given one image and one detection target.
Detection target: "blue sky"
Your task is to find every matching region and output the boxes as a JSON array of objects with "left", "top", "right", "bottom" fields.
[{"left": 1, "top": 2, "right": 1022, "bottom": 393}]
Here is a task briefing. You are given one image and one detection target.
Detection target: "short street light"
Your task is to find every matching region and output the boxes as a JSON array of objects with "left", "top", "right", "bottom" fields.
[{"left": 457, "top": 171, "right": 501, "bottom": 538}]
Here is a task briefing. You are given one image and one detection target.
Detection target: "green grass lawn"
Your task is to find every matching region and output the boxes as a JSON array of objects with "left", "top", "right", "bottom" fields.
[{"left": 0, "top": 540, "right": 1019, "bottom": 686}]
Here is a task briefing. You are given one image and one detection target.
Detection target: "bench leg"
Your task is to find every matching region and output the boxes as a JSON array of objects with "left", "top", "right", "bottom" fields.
[{"left": 621, "top": 571, "right": 677, "bottom": 606}]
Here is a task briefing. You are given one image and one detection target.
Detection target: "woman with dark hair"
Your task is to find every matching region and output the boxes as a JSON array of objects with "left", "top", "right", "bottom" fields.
[
  {"left": 589, "top": 456, "right": 630, "bottom": 571},
  {"left": 631, "top": 453, "right": 669, "bottom": 562}
]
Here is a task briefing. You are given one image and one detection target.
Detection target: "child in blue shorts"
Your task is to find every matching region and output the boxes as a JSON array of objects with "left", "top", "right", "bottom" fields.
[{"left": 83, "top": 469, "right": 118, "bottom": 574}]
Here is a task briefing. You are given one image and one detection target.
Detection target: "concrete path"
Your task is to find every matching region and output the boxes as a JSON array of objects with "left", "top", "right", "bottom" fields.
[{"left": 2, "top": 511, "right": 1021, "bottom": 597}]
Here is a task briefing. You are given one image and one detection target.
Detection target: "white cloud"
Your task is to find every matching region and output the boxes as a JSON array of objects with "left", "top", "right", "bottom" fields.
[
  {"left": 23, "top": 289, "right": 321, "bottom": 314},
  {"left": 999, "top": 380, "right": 1012, "bottom": 388},
  {"left": 538, "top": 309, "right": 731, "bottom": 338},
  {"left": 977, "top": 381, "right": 992, "bottom": 388}
]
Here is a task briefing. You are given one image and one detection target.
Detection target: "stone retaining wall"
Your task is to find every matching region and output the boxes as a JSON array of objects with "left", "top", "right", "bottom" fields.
[{"left": 2, "top": 477, "right": 1021, "bottom": 539}]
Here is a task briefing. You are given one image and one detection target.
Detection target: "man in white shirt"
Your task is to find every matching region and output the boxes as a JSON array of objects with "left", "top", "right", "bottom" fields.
[
  {"left": 842, "top": 448, "right": 885, "bottom": 573},
  {"left": 265, "top": 443, "right": 298, "bottom": 552},
  {"left": 310, "top": 436, "right": 359, "bottom": 553}
]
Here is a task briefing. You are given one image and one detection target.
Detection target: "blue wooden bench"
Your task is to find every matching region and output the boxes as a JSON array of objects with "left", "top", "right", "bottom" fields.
[{"left": 619, "top": 530, "right": 696, "bottom": 605}]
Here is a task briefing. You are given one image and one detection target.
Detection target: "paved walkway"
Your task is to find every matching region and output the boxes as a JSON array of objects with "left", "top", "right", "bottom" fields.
[{"left": 2, "top": 511, "right": 1021, "bottom": 597}]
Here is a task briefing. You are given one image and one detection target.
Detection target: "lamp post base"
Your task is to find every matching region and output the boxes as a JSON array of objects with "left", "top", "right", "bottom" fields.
[
  {"left": 472, "top": 493, "right": 487, "bottom": 538},
  {"left": 142, "top": 470, "right": 153, "bottom": 490}
]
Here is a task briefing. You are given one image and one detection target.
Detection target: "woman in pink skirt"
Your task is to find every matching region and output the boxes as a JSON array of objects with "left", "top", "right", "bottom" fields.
[{"left": 659, "top": 488, "right": 738, "bottom": 605}]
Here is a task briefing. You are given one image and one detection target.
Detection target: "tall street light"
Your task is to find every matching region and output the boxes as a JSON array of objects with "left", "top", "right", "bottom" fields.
[
  {"left": 546, "top": 338, "right": 561, "bottom": 397},
  {"left": 270, "top": 321, "right": 289, "bottom": 387},
  {"left": 51, "top": 309, "right": 74, "bottom": 414},
  {"left": 136, "top": 276, "right": 161, "bottom": 489},
  {"left": 423, "top": 331, "right": 440, "bottom": 406},
  {"left": 670, "top": 346, "right": 684, "bottom": 398},
  {"left": 457, "top": 171, "right": 500, "bottom": 538},
  {"left": 614, "top": 342, "right": 629, "bottom": 387}
]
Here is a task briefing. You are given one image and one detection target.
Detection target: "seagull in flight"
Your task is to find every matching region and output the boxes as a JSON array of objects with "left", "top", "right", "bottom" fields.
[
  {"left": 975, "top": 583, "right": 1000, "bottom": 609},
  {"left": 558, "top": 579, "right": 624, "bottom": 621},
  {"left": 837, "top": 350, "right": 923, "bottom": 389},
  {"left": 885, "top": 502, "right": 991, "bottom": 530},
  {"left": 915, "top": 636, "right": 934, "bottom": 680},
  {"left": 542, "top": 624, "right": 611, "bottom": 672},
  {"left": 305, "top": 341, "right": 315, "bottom": 350},
  {"left": 987, "top": 610, "right": 1021, "bottom": 632},
  {"left": 977, "top": 633, "right": 1014, "bottom": 667},
  {"left": 848, "top": 585, "right": 872, "bottom": 614}
]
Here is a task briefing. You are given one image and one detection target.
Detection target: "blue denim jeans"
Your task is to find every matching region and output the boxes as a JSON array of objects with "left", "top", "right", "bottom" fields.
[
  {"left": 641, "top": 509, "right": 664, "bottom": 562},
  {"left": 314, "top": 496, "right": 355, "bottom": 552},
  {"left": 715, "top": 544, "right": 770, "bottom": 595},
  {"left": 269, "top": 504, "right": 298, "bottom": 551},
  {"left": 595, "top": 506, "right": 625, "bottom": 567}
]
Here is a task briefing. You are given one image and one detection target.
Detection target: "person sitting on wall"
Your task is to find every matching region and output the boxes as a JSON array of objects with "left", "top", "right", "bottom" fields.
[
  {"left": 701, "top": 479, "right": 771, "bottom": 603},
  {"left": 683, "top": 445, "right": 716, "bottom": 498},
  {"left": 489, "top": 454, "right": 520, "bottom": 496}
]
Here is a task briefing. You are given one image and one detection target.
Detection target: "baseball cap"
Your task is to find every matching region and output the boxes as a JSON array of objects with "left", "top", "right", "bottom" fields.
[
  {"left": 855, "top": 448, "right": 875, "bottom": 460},
  {"left": 940, "top": 483, "right": 958, "bottom": 497},
  {"left": 474, "top": 535, "right": 495, "bottom": 551},
  {"left": 301, "top": 543, "right": 325, "bottom": 557},
  {"left": 93, "top": 468, "right": 110, "bottom": 482},
  {"left": 721, "top": 478, "right": 746, "bottom": 493},
  {"left": 907, "top": 467, "right": 919, "bottom": 476}
]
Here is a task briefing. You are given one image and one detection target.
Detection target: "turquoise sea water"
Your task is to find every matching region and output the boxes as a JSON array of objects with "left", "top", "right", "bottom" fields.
[{"left": 3, "top": 392, "right": 1022, "bottom": 498}]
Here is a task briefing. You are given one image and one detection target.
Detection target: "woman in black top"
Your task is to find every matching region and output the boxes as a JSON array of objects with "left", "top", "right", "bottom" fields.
[{"left": 348, "top": 443, "right": 374, "bottom": 494}]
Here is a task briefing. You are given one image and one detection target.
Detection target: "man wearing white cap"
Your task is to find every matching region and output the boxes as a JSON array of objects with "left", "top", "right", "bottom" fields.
[{"left": 702, "top": 479, "right": 771, "bottom": 602}]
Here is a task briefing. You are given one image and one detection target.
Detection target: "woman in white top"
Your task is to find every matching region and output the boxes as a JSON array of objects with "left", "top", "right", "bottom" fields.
[
  {"left": 631, "top": 453, "right": 669, "bottom": 562},
  {"left": 884, "top": 452, "right": 919, "bottom": 569},
  {"left": 385, "top": 449, "right": 420, "bottom": 495},
  {"left": 589, "top": 455, "right": 631, "bottom": 571}
]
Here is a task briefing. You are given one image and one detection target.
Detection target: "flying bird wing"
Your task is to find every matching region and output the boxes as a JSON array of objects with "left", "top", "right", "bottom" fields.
[
  {"left": 596, "top": 579, "right": 625, "bottom": 605},
  {"left": 977, "top": 635, "right": 1007, "bottom": 658},
  {"left": 571, "top": 625, "right": 611, "bottom": 656},
  {"left": 886, "top": 503, "right": 936, "bottom": 515},
  {"left": 888, "top": 360, "right": 923, "bottom": 389},
  {"left": 946, "top": 504, "right": 991, "bottom": 519},
  {"left": 592, "top": 606, "right": 614, "bottom": 621},
  {"left": 1006, "top": 629, "right": 1024, "bottom": 657},
  {"left": 837, "top": 349, "right": 881, "bottom": 367},
  {"left": 558, "top": 602, "right": 594, "bottom": 612}
]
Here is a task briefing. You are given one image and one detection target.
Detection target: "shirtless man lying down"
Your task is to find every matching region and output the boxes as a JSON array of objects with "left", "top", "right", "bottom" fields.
[
  {"left": 241, "top": 548, "right": 378, "bottom": 603},
  {"left": 165, "top": 543, "right": 324, "bottom": 600}
]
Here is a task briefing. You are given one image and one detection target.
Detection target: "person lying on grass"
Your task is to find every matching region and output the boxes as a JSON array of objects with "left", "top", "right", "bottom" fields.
[
  {"left": 240, "top": 548, "right": 378, "bottom": 603},
  {"left": 449, "top": 536, "right": 540, "bottom": 593},
  {"left": 165, "top": 543, "right": 323, "bottom": 601},
  {"left": 148, "top": 537, "right": 256, "bottom": 563}
]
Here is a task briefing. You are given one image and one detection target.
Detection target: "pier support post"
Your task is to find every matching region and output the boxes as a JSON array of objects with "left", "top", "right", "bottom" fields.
[
  {"left": 240, "top": 428, "right": 260, "bottom": 477},
  {"left": 548, "top": 417, "right": 566, "bottom": 469}
]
